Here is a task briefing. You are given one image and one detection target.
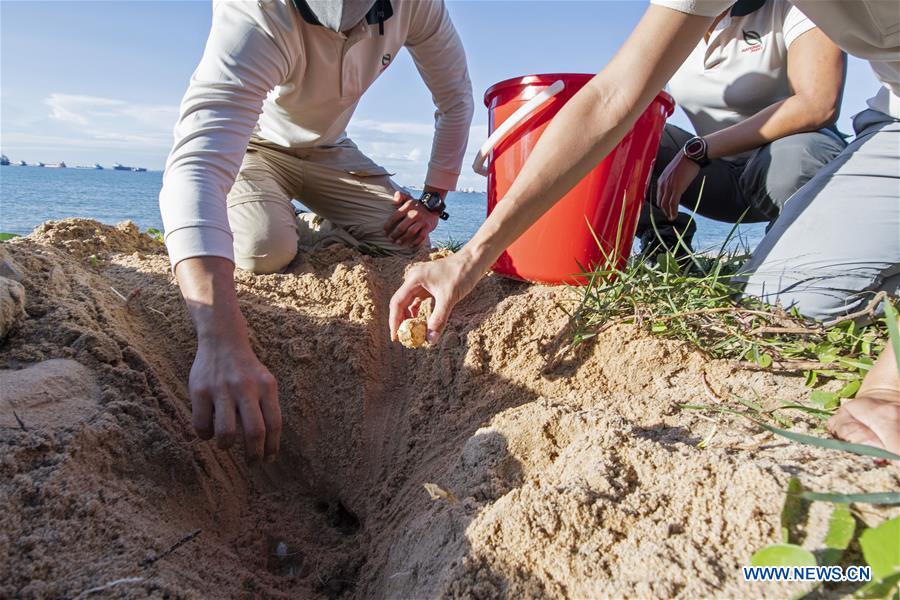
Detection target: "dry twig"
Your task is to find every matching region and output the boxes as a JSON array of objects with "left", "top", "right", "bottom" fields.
[
  {"left": 74, "top": 577, "right": 144, "bottom": 599},
  {"left": 740, "top": 359, "right": 838, "bottom": 372},
  {"left": 701, "top": 372, "right": 726, "bottom": 403},
  {"left": 750, "top": 326, "right": 823, "bottom": 336},
  {"left": 824, "top": 291, "right": 886, "bottom": 327},
  {"left": 140, "top": 529, "right": 202, "bottom": 567},
  {"left": 12, "top": 410, "right": 27, "bottom": 432},
  {"left": 109, "top": 286, "right": 129, "bottom": 303},
  {"left": 125, "top": 287, "right": 142, "bottom": 309},
  {"left": 146, "top": 305, "right": 171, "bottom": 323}
]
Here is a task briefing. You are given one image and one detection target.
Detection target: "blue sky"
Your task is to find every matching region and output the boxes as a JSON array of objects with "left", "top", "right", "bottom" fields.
[{"left": 0, "top": 0, "right": 882, "bottom": 190}]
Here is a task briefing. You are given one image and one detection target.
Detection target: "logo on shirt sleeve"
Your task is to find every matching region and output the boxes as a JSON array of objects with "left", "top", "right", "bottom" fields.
[
  {"left": 381, "top": 53, "right": 392, "bottom": 70},
  {"left": 741, "top": 29, "right": 763, "bottom": 53}
]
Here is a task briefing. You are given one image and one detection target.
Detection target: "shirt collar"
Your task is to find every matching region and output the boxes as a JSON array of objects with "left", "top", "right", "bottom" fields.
[{"left": 730, "top": 0, "right": 767, "bottom": 17}]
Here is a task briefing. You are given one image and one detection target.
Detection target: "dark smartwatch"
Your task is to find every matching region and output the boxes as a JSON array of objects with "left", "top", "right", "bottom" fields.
[
  {"left": 418, "top": 191, "right": 449, "bottom": 221},
  {"left": 683, "top": 136, "right": 710, "bottom": 168}
]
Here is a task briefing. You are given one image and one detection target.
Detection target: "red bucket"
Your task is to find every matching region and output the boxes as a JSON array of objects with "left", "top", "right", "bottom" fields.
[{"left": 476, "top": 74, "right": 674, "bottom": 284}]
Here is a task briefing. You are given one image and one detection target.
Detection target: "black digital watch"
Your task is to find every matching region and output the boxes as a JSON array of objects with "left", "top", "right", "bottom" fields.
[
  {"left": 418, "top": 191, "right": 449, "bottom": 221},
  {"left": 683, "top": 136, "right": 710, "bottom": 168}
]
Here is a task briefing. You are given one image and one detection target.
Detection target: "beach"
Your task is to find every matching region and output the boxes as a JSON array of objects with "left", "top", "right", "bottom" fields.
[{"left": 1, "top": 219, "right": 896, "bottom": 598}]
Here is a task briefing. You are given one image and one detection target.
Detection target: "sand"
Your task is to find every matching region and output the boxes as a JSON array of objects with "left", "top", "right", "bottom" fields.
[{"left": 0, "top": 219, "right": 897, "bottom": 599}]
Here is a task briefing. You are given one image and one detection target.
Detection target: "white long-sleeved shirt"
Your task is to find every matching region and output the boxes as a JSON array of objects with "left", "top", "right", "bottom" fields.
[{"left": 160, "top": 0, "right": 474, "bottom": 267}]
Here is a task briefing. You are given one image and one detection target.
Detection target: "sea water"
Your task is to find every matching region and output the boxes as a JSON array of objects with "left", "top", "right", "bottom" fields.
[{"left": 0, "top": 166, "right": 764, "bottom": 252}]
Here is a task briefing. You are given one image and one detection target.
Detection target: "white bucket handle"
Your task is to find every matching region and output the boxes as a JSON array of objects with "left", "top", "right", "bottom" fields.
[{"left": 472, "top": 79, "right": 565, "bottom": 177}]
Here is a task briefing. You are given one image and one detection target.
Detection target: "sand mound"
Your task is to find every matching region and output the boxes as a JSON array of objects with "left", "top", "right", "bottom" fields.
[{"left": 1, "top": 219, "right": 897, "bottom": 599}]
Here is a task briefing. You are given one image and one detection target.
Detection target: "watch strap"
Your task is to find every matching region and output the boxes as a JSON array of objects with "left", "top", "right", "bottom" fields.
[{"left": 418, "top": 191, "right": 447, "bottom": 217}]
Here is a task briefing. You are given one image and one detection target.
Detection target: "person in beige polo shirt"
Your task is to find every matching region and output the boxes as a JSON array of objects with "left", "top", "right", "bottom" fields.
[
  {"left": 390, "top": 0, "right": 899, "bottom": 454},
  {"left": 636, "top": 0, "right": 847, "bottom": 258},
  {"left": 159, "top": 0, "right": 473, "bottom": 461}
]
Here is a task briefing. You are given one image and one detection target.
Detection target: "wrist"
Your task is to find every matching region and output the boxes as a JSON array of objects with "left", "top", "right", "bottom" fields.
[
  {"left": 176, "top": 256, "right": 249, "bottom": 346},
  {"left": 423, "top": 185, "right": 448, "bottom": 197},
  {"left": 418, "top": 190, "right": 449, "bottom": 220},
  {"left": 458, "top": 238, "right": 498, "bottom": 276},
  {"left": 194, "top": 308, "right": 248, "bottom": 345}
]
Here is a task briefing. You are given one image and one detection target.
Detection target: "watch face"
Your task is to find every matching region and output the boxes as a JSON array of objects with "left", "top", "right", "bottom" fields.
[
  {"left": 421, "top": 192, "right": 442, "bottom": 211},
  {"left": 685, "top": 138, "right": 705, "bottom": 159}
]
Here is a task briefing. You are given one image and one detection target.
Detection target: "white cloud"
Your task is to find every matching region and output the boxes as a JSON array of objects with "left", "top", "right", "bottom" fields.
[
  {"left": 347, "top": 120, "right": 490, "bottom": 191},
  {"left": 350, "top": 119, "right": 434, "bottom": 136},
  {"left": 15, "top": 96, "right": 491, "bottom": 188},
  {"left": 43, "top": 93, "right": 178, "bottom": 148}
]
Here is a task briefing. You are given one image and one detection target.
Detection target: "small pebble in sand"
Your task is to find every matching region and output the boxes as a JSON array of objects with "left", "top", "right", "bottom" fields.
[
  {"left": 275, "top": 541, "right": 288, "bottom": 559},
  {"left": 398, "top": 318, "right": 428, "bottom": 348}
]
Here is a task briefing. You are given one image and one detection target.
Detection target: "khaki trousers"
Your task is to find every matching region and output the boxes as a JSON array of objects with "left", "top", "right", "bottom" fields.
[{"left": 226, "top": 139, "right": 416, "bottom": 274}]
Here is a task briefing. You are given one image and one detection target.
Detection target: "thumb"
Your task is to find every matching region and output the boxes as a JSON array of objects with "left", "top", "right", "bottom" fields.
[
  {"left": 426, "top": 294, "right": 453, "bottom": 344},
  {"left": 392, "top": 191, "right": 408, "bottom": 206}
]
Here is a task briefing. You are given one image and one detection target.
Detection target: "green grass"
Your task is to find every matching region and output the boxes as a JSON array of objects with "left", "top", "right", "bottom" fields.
[
  {"left": 144, "top": 227, "right": 163, "bottom": 243},
  {"left": 568, "top": 214, "right": 890, "bottom": 424},
  {"left": 567, "top": 203, "right": 899, "bottom": 595},
  {"left": 435, "top": 236, "right": 465, "bottom": 253},
  {"left": 0, "top": 233, "right": 20, "bottom": 241},
  {"left": 746, "top": 303, "right": 900, "bottom": 599}
]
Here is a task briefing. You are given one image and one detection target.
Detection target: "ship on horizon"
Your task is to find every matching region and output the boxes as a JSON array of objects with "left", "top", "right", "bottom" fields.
[
  {"left": 0, "top": 155, "right": 9, "bottom": 166},
  {"left": 113, "top": 162, "right": 147, "bottom": 172}
]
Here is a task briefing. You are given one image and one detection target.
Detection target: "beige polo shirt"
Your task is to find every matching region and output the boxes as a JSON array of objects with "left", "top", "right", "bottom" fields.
[
  {"left": 668, "top": 0, "right": 815, "bottom": 145},
  {"left": 652, "top": 0, "right": 900, "bottom": 119},
  {"left": 160, "top": 0, "right": 474, "bottom": 268}
]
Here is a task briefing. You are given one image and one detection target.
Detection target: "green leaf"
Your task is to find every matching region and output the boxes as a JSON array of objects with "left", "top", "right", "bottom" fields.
[
  {"left": 821, "top": 504, "right": 855, "bottom": 566},
  {"left": 805, "top": 370, "right": 820, "bottom": 387},
  {"left": 750, "top": 544, "right": 817, "bottom": 567},
  {"left": 855, "top": 570, "right": 900, "bottom": 600},
  {"left": 810, "top": 390, "right": 841, "bottom": 410},
  {"left": 862, "top": 338, "right": 873, "bottom": 356},
  {"left": 838, "top": 380, "right": 862, "bottom": 399},
  {"left": 656, "top": 253, "right": 676, "bottom": 274},
  {"left": 781, "top": 477, "right": 808, "bottom": 544},
  {"left": 759, "top": 423, "right": 900, "bottom": 461},
  {"left": 757, "top": 352, "right": 773, "bottom": 368},
  {"left": 0, "top": 232, "right": 19, "bottom": 241},
  {"left": 739, "top": 396, "right": 765, "bottom": 414},
  {"left": 818, "top": 369, "right": 844, "bottom": 378},
  {"left": 839, "top": 357, "right": 875, "bottom": 372},
  {"left": 827, "top": 329, "right": 845, "bottom": 343},
  {"left": 816, "top": 342, "right": 840, "bottom": 364},
  {"left": 884, "top": 299, "right": 900, "bottom": 374},
  {"left": 776, "top": 403, "right": 833, "bottom": 418},
  {"left": 799, "top": 492, "right": 900, "bottom": 505},
  {"left": 651, "top": 322, "right": 667, "bottom": 333},
  {"left": 861, "top": 518, "right": 900, "bottom": 581},
  {"left": 835, "top": 372, "right": 862, "bottom": 381}
]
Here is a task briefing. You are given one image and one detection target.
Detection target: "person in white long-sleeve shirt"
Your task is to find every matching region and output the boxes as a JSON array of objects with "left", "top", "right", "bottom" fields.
[{"left": 161, "top": 0, "right": 473, "bottom": 461}]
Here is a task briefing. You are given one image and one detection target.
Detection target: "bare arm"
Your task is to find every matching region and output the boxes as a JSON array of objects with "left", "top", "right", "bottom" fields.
[
  {"left": 705, "top": 28, "right": 846, "bottom": 160},
  {"left": 161, "top": 2, "right": 294, "bottom": 460},
  {"left": 390, "top": 5, "right": 713, "bottom": 340},
  {"left": 176, "top": 257, "right": 281, "bottom": 461}
]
